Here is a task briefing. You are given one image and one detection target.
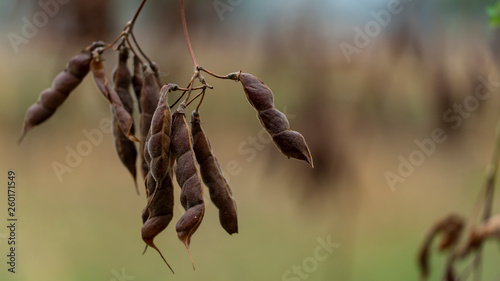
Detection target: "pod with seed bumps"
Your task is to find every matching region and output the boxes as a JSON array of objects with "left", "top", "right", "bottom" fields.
[
  {"left": 147, "top": 84, "right": 177, "bottom": 199},
  {"left": 132, "top": 55, "right": 144, "bottom": 113},
  {"left": 112, "top": 46, "right": 138, "bottom": 193},
  {"left": 90, "top": 54, "right": 139, "bottom": 143},
  {"left": 18, "top": 41, "right": 104, "bottom": 143},
  {"left": 171, "top": 104, "right": 205, "bottom": 269},
  {"left": 141, "top": 172, "right": 175, "bottom": 273},
  {"left": 191, "top": 110, "right": 238, "bottom": 234},
  {"left": 139, "top": 64, "right": 161, "bottom": 179},
  {"left": 229, "top": 72, "right": 314, "bottom": 167}
]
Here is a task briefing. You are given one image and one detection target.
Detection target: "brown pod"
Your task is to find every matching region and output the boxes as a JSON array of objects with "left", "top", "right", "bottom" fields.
[
  {"left": 147, "top": 85, "right": 176, "bottom": 187},
  {"left": 258, "top": 108, "right": 290, "bottom": 135},
  {"left": 141, "top": 172, "right": 154, "bottom": 223},
  {"left": 191, "top": 111, "right": 238, "bottom": 234},
  {"left": 140, "top": 130, "right": 154, "bottom": 220},
  {"left": 113, "top": 121, "right": 138, "bottom": 192},
  {"left": 90, "top": 57, "right": 139, "bottom": 143},
  {"left": 272, "top": 131, "right": 313, "bottom": 166},
  {"left": 230, "top": 72, "right": 314, "bottom": 167},
  {"left": 112, "top": 47, "right": 138, "bottom": 193},
  {"left": 139, "top": 64, "right": 161, "bottom": 180},
  {"left": 18, "top": 42, "right": 101, "bottom": 143},
  {"left": 171, "top": 105, "right": 205, "bottom": 269},
  {"left": 141, "top": 173, "right": 175, "bottom": 274},
  {"left": 132, "top": 55, "right": 144, "bottom": 113},
  {"left": 39, "top": 88, "right": 66, "bottom": 111},
  {"left": 23, "top": 103, "right": 55, "bottom": 128},
  {"left": 52, "top": 72, "right": 81, "bottom": 96},
  {"left": 66, "top": 42, "right": 102, "bottom": 79},
  {"left": 239, "top": 73, "right": 274, "bottom": 111}
]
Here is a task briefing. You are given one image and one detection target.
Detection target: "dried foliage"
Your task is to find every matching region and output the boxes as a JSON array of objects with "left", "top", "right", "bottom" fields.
[
  {"left": 417, "top": 120, "right": 500, "bottom": 280},
  {"left": 17, "top": 0, "right": 313, "bottom": 273}
]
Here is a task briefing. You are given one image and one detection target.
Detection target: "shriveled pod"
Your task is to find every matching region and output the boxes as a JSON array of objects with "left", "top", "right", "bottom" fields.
[
  {"left": 90, "top": 54, "right": 139, "bottom": 143},
  {"left": 147, "top": 84, "right": 177, "bottom": 202},
  {"left": 191, "top": 111, "right": 238, "bottom": 234},
  {"left": 228, "top": 72, "right": 314, "bottom": 167},
  {"left": 171, "top": 104, "right": 205, "bottom": 269},
  {"left": 142, "top": 130, "right": 153, "bottom": 200},
  {"left": 112, "top": 46, "right": 138, "bottom": 193},
  {"left": 132, "top": 55, "right": 144, "bottom": 113},
  {"left": 141, "top": 172, "right": 175, "bottom": 274},
  {"left": 18, "top": 41, "right": 104, "bottom": 143},
  {"left": 139, "top": 64, "right": 161, "bottom": 180}
]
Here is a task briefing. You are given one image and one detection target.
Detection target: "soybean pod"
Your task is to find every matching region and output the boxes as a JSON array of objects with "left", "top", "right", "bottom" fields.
[
  {"left": 18, "top": 41, "right": 104, "bottom": 143},
  {"left": 171, "top": 104, "right": 205, "bottom": 269},
  {"left": 139, "top": 64, "right": 161, "bottom": 180},
  {"left": 230, "top": 72, "right": 314, "bottom": 167},
  {"left": 112, "top": 46, "right": 138, "bottom": 192},
  {"left": 191, "top": 111, "right": 238, "bottom": 235}
]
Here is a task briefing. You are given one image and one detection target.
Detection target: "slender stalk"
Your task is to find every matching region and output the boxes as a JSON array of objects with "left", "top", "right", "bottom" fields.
[
  {"left": 198, "top": 67, "right": 232, "bottom": 79},
  {"left": 181, "top": 0, "right": 198, "bottom": 67},
  {"left": 129, "top": 33, "right": 153, "bottom": 66},
  {"left": 473, "top": 118, "right": 500, "bottom": 281},
  {"left": 102, "top": 0, "right": 148, "bottom": 51},
  {"left": 129, "top": 0, "right": 148, "bottom": 32}
]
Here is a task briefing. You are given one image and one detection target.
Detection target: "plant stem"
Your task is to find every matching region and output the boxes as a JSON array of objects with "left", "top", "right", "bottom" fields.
[
  {"left": 102, "top": 0, "right": 148, "bottom": 51},
  {"left": 181, "top": 0, "right": 198, "bottom": 67},
  {"left": 129, "top": 0, "right": 148, "bottom": 32},
  {"left": 473, "top": 118, "right": 500, "bottom": 281}
]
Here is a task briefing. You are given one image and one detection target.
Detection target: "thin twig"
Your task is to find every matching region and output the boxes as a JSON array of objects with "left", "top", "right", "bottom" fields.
[
  {"left": 198, "top": 67, "right": 232, "bottom": 79},
  {"left": 129, "top": 32, "right": 154, "bottom": 66},
  {"left": 181, "top": 0, "right": 198, "bottom": 67},
  {"left": 101, "top": 0, "right": 148, "bottom": 51},
  {"left": 473, "top": 118, "right": 500, "bottom": 281},
  {"left": 129, "top": 0, "right": 148, "bottom": 32}
]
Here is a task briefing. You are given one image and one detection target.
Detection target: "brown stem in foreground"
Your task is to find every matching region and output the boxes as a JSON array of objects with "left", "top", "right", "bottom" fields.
[{"left": 181, "top": 0, "right": 198, "bottom": 67}]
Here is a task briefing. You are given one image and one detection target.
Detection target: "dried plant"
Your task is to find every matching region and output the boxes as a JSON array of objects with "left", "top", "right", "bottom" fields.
[
  {"left": 417, "top": 121, "right": 500, "bottom": 281},
  {"left": 17, "top": 0, "right": 313, "bottom": 273}
]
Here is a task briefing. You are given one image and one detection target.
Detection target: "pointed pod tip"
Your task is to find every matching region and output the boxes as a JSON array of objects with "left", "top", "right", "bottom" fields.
[
  {"left": 306, "top": 155, "right": 314, "bottom": 169},
  {"left": 17, "top": 135, "right": 25, "bottom": 145},
  {"left": 183, "top": 241, "right": 196, "bottom": 271},
  {"left": 132, "top": 176, "right": 140, "bottom": 196},
  {"left": 150, "top": 244, "right": 175, "bottom": 274},
  {"left": 17, "top": 126, "right": 31, "bottom": 145}
]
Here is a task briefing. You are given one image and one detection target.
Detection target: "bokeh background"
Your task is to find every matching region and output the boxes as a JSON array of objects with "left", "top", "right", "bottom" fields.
[{"left": 1, "top": 0, "right": 500, "bottom": 280}]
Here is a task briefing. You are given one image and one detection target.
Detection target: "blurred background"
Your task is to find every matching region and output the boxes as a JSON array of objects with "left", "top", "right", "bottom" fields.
[{"left": 1, "top": 0, "right": 500, "bottom": 280}]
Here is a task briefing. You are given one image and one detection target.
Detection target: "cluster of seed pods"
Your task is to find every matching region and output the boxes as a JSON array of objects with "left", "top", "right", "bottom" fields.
[{"left": 19, "top": 41, "right": 314, "bottom": 272}]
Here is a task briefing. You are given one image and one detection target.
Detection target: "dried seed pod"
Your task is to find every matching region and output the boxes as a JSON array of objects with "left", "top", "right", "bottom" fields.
[
  {"left": 238, "top": 73, "right": 274, "bottom": 111},
  {"left": 111, "top": 47, "right": 138, "bottom": 193},
  {"left": 191, "top": 111, "right": 238, "bottom": 234},
  {"left": 90, "top": 56, "right": 139, "bottom": 143},
  {"left": 132, "top": 55, "right": 143, "bottom": 113},
  {"left": 141, "top": 172, "right": 175, "bottom": 274},
  {"left": 171, "top": 104, "right": 205, "bottom": 269},
  {"left": 229, "top": 72, "right": 313, "bottom": 167},
  {"left": 142, "top": 130, "right": 153, "bottom": 198},
  {"left": 139, "top": 64, "right": 161, "bottom": 180},
  {"left": 272, "top": 131, "right": 312, "bottom": 165},
  {"left": 18, "top": 42, "right": 103, "bottom": 143},
  {"left": 418, "top": 214, "right": 465, "bottom": 281},
  {"left": 147, "top": 84, "right": 177, "bottom": 197}
]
